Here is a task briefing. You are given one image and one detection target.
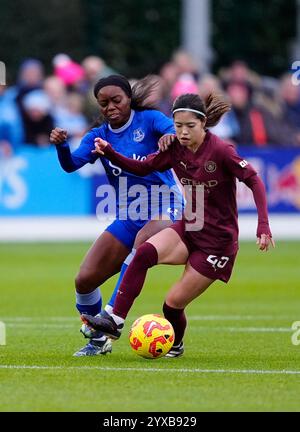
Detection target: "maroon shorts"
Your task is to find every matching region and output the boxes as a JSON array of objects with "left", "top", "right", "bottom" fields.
[{"left": 170, "top": 221, "right": 237, "bottom": 283}]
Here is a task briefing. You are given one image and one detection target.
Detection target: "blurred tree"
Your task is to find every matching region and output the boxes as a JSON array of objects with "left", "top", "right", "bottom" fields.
[
  {"left": 83, "top": 0, "right": 180, "bottom": 77},
  {"left": 0, "top": 0, "right": 86, "bottom": 83},
  {"left": 0, "top": 0, "right": 297, "bottom": 80},
  {"left": 212, "top": 0, "right": 297, "bottom": 76}
]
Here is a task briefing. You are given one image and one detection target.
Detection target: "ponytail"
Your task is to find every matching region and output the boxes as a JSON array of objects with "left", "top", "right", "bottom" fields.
[
  {"left": 130, "top": 75, "right": 161, "bottom": 111},
  {"left": 204, "top": 93, "right": 231, "bottom": 128},
  {"left": 173, "top": 93, "right": 231, "bottom": 128}
]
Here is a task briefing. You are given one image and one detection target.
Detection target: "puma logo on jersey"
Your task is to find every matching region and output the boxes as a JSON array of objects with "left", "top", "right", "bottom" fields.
[{"left": 180, "top": 161, "right": 188, "bottom": 170}]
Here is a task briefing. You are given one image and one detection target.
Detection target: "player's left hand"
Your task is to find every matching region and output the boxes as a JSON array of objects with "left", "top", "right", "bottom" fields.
[
  {"left": 257, "top": 234, "right": 275, "bottom": 252},
  {"left": 92, "top": 138, "right": 109, "bottom": 156},
  {"left": 158, "top": 134, "right": 176, "bottom": 152}
]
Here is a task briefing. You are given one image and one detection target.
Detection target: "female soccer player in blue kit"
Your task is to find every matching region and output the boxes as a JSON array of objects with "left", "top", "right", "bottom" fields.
[{"left": 50, "top": 75, "right": 183, "bottom": 356}]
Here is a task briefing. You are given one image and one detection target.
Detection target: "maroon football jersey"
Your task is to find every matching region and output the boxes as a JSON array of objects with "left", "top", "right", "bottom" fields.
[{"left": 103, "top": 131, "right": 261, "bottom": 255}]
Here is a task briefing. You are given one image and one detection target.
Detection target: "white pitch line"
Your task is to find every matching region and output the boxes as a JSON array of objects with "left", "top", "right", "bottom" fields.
[
  {"left": 0, "top": 365, "right": 300, "bottom": 376},
  {"left": 5, "top": 323, "right": 77, "bottom": 329},
  {"left": 190, "top": 326, "right": 292, "bottom": 333},
  {"left": 0, "top": 315, "right": 297, "bottom": 322},
  {"left": 4, "top": 323, "right": 292, "bottom": 333},
  {"left": 189, "top": 315, "right": 296, "bottom": 321}
]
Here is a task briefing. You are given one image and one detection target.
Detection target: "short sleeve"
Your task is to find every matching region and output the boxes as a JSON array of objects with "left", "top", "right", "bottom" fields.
[
  {"left": 149, "top": 110, "right": 175, "bottom": 136},
  {"left": 222, "top": 144, "right": 257, "bottom": 182}
]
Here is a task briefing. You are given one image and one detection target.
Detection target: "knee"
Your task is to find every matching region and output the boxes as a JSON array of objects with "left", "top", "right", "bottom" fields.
[
  {"left": 134, "top": 243, "right": 158, "bottom": 268},
  {"left": 134, "top": 230, "right": 150, "bottom": 248},
  {"left": 165, "top": 293, "right": 186, "bottom": 310},
  {"left": 75, "top": 270, "right": 97, "bottom": 294}
]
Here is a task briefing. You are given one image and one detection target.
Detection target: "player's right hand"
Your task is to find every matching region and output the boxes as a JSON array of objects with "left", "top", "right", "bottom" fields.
[
  {"left": 158, "top": 134, "right": 176, "bottom": 152},
  {"left": 256, "top": 234, "right": 275, "bottom": 252},
  {"left": 50, "top": 128, "right": 68, "bottom": 145}
]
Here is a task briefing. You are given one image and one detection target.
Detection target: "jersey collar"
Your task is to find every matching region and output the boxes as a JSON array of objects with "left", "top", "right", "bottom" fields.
[{"left": 108, "top": 110, "right": 135, "bottom": 134}]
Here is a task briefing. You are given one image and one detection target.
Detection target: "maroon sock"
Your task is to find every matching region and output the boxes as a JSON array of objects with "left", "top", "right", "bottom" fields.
[
  {"left": 163, "top": 302, "right": 187, "bottom": 346},
  {"left": 113, "top": 242, "right": 158, "bottom": 319}
]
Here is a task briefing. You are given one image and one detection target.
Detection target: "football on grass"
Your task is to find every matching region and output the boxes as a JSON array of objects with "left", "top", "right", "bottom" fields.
[{"left": 129, "top": 314, "right": 174, "bottom": 359}]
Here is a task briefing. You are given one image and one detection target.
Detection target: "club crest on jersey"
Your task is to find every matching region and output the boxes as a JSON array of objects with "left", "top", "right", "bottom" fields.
[
  {"left": 133, "top": 128, "right": 145, "bottom": 143},
  {"left": 205, "top": 161, "right": 217, "bottom": 173}
]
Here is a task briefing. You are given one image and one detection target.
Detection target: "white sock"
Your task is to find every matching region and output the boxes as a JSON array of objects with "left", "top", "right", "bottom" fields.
[
  {"left": 111, "top": 313, "right": 125, "bottom": 326},
  {"left": 105, "top": 304, "right": 113, "bottom": 315}
]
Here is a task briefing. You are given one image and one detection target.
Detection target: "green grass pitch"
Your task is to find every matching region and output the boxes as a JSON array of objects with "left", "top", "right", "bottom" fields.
[{"left": 0, "top": 241, "right": 300, "bottom": 412}]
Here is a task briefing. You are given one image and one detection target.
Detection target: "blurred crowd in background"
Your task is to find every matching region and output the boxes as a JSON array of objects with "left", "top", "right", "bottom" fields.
[{"left": 1, "top": 49, "right": 300, "bottom": 157}]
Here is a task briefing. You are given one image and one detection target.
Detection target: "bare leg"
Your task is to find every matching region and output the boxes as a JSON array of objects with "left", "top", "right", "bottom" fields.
[
  {"left": 75, "top": 231, "right": 130, "bottom": 294},
  {"left": 163, "top": 263, "right": 214, "bottom": 346},
  {"left": 165, "top": 262, "right": 214, "bottom": 309},
  {"left": 112, "top": 228, "right": 189, "bottom": 318},
  {"left": 80, "top": 228, "right": 190, "bottom": 338},
  {"left": 106, "top": 220, "right": 176, "bottom": 309},
  {"left": 133, "top": 219, "right": 175, "bottom": 248}
]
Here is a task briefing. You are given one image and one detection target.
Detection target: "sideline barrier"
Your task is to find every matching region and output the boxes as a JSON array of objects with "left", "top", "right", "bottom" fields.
[{"left": 0, "top": 146, "right": 299, "bottom": 241}]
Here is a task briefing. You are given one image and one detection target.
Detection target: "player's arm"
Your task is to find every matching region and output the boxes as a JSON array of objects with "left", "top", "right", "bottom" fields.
[
  {"left": 93, "top": 138, "right": 173, "bottom": 176},
  {"left": 50, "top": 128, "right": 98, "bottom": 173},
  {"left": 243, "top": 175, "right": 275, "bottom": 251},
  {"left": 223, "top": 144, "right": 275, "bottom": 252}
]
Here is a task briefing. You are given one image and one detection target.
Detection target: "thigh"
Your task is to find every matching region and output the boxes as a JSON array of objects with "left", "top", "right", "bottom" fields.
[
  {"left": 79, "top": 231, "right": 130, "bottom": 285},
  {"left": 147, "top": 227, "right": 189, "bottom": 265},
  {"left": 165, "top": 262, "right": 214, "bottom": 309},
  {"left": 106, "top": 219, "right": 139, "bottom": 250},
  {"left": 134, "top": 219, "right": 174, "bottom": 248}
]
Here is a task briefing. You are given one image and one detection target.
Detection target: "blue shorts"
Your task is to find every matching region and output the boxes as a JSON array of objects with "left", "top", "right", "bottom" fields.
[
  {"left": 106, "top": 219, "right": 147, "bottom": 249},
  {"left": 105, "top": 206, "right": 182, "bottom": 249}
]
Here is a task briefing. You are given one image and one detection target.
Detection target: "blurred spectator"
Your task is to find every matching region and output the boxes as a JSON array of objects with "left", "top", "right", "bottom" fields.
[
  {"left": 198, "top": 74, "right": 222, "bottom": 99},
  {"left": 220, "top": 60, "right": 261, "bottom": 89},
  {"left": 0, "top": 59, "right": 48, "bottom": 153},
  {"left": 160, "top": 62, "right": 180, "bottom": 90},
  {"left": 44, "top": 75, "right": 67, "bottom": 107},
  {"left": 53, "top": 54, "right": 85, "bottom": 88},
  {"left": 57, "top": 92, "right": 88, "bottom": 140},
  {"left": 1, "top": 52, "right": 300, "bottom": 151},
  {"left": 198, "top": 74, "right": 239, "bottom": 141},
  {"left": 7, "top": 58, "right": 45, "bottom": 105},
  {"left": 172, "top": 49, "right": 200, "bottom": 80},
  {"left": 0, "top": 85, "right": 14, "bottom": 157},
  {"left": 279, "top": 74, "right": 300, "bottom": 131},
  {"left": 157, "top": 62, "right": 180, "bottom": 115},
  {"left": 225, "top": 80, "right": 298, "bottom": 146},
  {"left": 0, "top": 84, "right": 24, "bottom": 155},
  {"left": 255, "top": 77, "right": 282, "bottom": 118},
  {"left": 81, "top": 56, "right": 117, "bottom": 123},
  {"left": 171, "top": 73, "right": 198, "bottom": 102},
  {"left": 22, "top": 90, "right": 54, "bottom": 147},
  {"left": 44, "top": 76, "right": 87, "bottom": 139},
  {"left": 81, "top": 56, "right": 116, "bottom": 84}
]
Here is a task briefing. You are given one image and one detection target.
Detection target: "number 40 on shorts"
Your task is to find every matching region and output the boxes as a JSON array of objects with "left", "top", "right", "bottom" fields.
[{"left": 207, "top": 255, "right": 229, "bottom": 269}]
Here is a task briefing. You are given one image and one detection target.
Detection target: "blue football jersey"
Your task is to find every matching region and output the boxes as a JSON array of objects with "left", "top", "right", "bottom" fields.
[{"left": 56, "top": 110, "right": 183, "bottom": 218}]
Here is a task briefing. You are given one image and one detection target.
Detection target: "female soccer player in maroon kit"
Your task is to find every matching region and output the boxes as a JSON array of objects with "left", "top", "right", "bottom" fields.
[{"left": 82, "top": 93, "right": 275, "bottom": 357}]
